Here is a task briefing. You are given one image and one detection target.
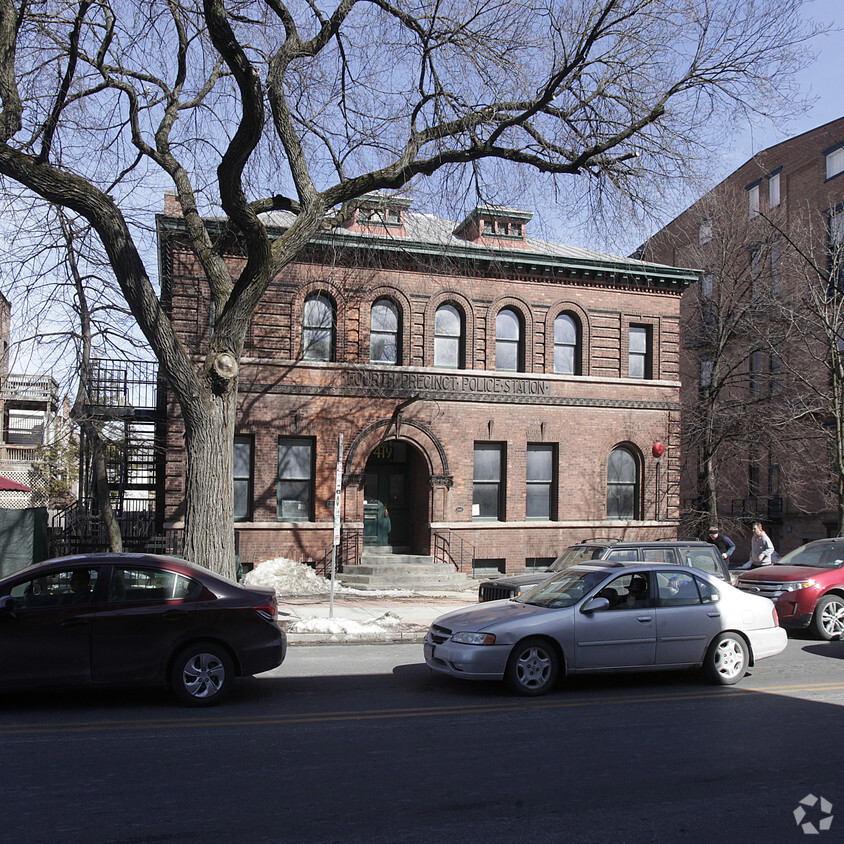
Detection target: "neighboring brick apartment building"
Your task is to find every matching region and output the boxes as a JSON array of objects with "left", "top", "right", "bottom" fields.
[
  {"left": 158, "top": 194, "right": 696, "bottom": 574},
  {"left": 640, "top": 116, "right": 844, "bottom": 557}
]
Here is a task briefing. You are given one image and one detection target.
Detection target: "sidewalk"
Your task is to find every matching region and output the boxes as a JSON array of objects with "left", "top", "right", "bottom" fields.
[{"left": 277, "top": 588, "right": 477, "bottom": 644}]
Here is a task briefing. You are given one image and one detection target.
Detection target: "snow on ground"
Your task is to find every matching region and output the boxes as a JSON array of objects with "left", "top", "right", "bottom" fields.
[
  {"left": 243, "top": 558, "right": 426, "bottom": 639},
  {"left": 242, "top": 556, "right": 415, "bottom": 598},
  {"left": 286, "top": 611, "right": 423, "bottom": 641}
]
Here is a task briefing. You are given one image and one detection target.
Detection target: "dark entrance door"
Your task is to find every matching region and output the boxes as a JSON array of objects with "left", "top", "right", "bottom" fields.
[{"left": 363, "top": 440, "right": 410, "bottom": 548}]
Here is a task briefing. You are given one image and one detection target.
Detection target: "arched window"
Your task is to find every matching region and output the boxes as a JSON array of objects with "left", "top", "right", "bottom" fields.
[
  {"left": 607, "top": 447, "right": 640, "bottom": 520},
  {"left": 495, "top": 307, "right": 523, "bottom": 372},
  {"left": 370, "top": 297, "right": 401, "bottom": 365},
  {"left": 434, "top": 303, "right": 464, "bottom": 369},
  {"left": 302, "top": 293, "right": 335, "bottom": 361},
  {"left": 554, "top": 312, "right": 580, "bottom": 375}
]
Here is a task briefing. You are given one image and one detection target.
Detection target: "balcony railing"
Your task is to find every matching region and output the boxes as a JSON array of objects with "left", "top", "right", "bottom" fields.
[
  {"left": 731, "top": 496, "right": 783, "bottom": 521},
  {"left": 0, "top": 444, "right": 40, "bottom": 463},
  {"left": 1, "top": 374, "right": 59, "bottom": 406},
  {"left": 85, "top": 359, "right": 158, "bottom": 413}
]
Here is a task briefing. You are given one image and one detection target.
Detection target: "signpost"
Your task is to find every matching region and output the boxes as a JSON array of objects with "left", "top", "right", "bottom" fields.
[{"left": 329, "top": 434, "right": 343, "bottom": 619}]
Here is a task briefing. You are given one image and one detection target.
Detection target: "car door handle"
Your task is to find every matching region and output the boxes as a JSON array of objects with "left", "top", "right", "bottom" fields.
[
  {"left": 61, "top": 619, "right": 88, "bottom": 629},
  {"left": 637, "top": 616, "right": 653, "bottom": 623},
  {"left": 162, "top": 609, "right": 188, "bottom": 621},
  {"left": 707, "top": 612, "right": 720, "bottom": 618}
]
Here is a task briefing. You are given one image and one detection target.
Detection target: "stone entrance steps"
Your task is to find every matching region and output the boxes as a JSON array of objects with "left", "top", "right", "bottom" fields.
[{"left": 339, "top": 547, "right": 476, "bottom": 592}]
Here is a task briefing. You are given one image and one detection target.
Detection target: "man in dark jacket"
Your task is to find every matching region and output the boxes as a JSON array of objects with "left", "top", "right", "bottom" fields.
[{"left": 706, "top": 526, "right": 736, "bottom": 562}]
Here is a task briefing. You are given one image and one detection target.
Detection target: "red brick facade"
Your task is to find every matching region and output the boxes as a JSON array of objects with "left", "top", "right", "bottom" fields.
[
  {"left": 642, "top": 117, "right": 844, "bottom": 558},
  {"left": 159, "top": 199, "right": 695, "bottom": 573}
]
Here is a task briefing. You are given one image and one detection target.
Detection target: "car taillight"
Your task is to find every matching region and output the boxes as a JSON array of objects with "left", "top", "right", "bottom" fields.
[
  {"left": 253, "top": 595, "right": 278, "bottom": 621},
  {"left": 772, "top": 604, "right": 780, "bottom": 626}
]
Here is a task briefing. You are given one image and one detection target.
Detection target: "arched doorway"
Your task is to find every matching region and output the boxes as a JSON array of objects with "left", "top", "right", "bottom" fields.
[{"left": 363, "top": 439, "right": 428, "bottom": 551}]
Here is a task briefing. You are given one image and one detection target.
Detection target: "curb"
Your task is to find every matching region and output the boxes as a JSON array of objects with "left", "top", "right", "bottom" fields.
[{"left": 286, "top": 630, "right": 427, "bottom": 645}]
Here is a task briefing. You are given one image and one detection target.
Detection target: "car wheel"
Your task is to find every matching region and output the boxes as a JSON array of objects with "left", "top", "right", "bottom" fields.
[
  {"left": 170, "top": 642, "right": 234, "bottom": 707},
  {"left": 810, "top": 595, "right": 844, "bottom": 641},
  {"left": 505, "top": 637, "right": 560, "bottom": 696},
  {"left": 704, "top": 632, "right": 748, "bottom": 685}
]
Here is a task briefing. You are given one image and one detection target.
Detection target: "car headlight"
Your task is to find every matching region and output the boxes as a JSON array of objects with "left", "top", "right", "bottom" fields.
[
  {"left": 783, "top": 580, "right": 815, "bottom": 592},
  {"left": 451, "top": 631, "right": 496, "bottom": 645}
]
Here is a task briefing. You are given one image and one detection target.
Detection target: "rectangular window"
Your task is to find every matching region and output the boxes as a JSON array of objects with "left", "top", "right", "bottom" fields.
[
  {"left": 700, "top": 358, "right": 713, "bottom": 390},
  {"left": 830, "top": 208, "right": 844, "bottom": 292},
  {"left": 234, "top": 435, "right": 253, "bottom": 521},
  {"left": 750, "top": 352, "right": 762, "bottom": 394},
  {"left": 526, "top": 444, "right": 556, "bottom": 520},
  {"left": 473, "top": 443, "right": 505, "bottom": 520},
  {"left": 748, "top": 450, "right": 760, "bottom": 498},
  {"left": 826, "top": 145, "right": 844, "bottom": 180},
  {"left": 277, "top": 437, "right": 314, "bottom": 522},
  {"left": 701, "top": 271, "right": 713, "bottom": 298},
  {"left": 525, "top": 556, "right": 554, "bottom": 572},
  {"left": 698, "top": 218, "right": 712, "bottom": 246},
  {"left": 768, "top": 170, "right": 781, "bottom": 207},
  {"left": 750, "top": 246, "right": 761, "bottom": 299},
  {"left": 747, "top": 182, "right": 760, "bottom": 218},
  {"left": 629, "top": 325, "right": 652, "bottom": 379},
  {"left": 771, "top": 238, "right": 782, "bottom": 294}
]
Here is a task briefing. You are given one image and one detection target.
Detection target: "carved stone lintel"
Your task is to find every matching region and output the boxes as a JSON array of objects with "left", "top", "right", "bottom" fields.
[{"left": 430, "top": 474, "right": 454, "bottom": 489}]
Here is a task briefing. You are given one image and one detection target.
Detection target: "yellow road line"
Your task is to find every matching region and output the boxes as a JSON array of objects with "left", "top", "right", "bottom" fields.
[{"left": 1, "top": 682, "right": 843, "bottom": 736}]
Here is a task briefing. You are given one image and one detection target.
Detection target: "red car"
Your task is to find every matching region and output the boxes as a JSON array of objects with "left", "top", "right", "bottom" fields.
[
  {"left": 0, "top": 553, "right": 286, "bottom": 705},
  {"left": 736, "top": 538, "right": 844, "bottom": 640}
]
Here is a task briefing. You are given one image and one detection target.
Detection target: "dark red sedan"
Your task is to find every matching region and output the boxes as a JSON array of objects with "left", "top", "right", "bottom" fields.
[
  {"left": 0, "top": 553, "right": 286, "bottom": 705},
  {"left": 736, "top": 538, "right": 844, "bottom": 640}
]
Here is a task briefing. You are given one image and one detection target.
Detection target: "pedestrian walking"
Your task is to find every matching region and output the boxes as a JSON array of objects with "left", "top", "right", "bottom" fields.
[
  {"left": 738, "top": 521, "right": 776, "bottom": 568},
  {"left": 705, "top": 526, "right": 736, "bottom": 562}
]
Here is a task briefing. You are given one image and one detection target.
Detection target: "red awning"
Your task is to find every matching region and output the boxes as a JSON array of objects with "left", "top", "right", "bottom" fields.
[{"left": 0, "top": 474, "right": 31, "bottom": 492}]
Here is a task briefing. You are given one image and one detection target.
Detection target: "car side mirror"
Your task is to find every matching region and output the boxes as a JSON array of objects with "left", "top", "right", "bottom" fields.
[
  {"left": 581, "top": 596, "right": 610, "bottom": 614},
  {"left": 0, "top": 595, "right": 15, "bottom": 615}
]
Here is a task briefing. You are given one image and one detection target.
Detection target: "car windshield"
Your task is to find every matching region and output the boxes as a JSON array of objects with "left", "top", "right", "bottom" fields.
[
  {"left": 776, "top": 543, "right": 844, "bottom": 569},
  {"left": 548, "top": 545, "right": 606, "bottom": 572},
  {"left": 516, "top": 569, "right": 610, "bottom": 608}
]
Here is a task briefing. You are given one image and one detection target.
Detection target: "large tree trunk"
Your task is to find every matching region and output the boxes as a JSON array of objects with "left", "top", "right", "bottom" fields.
[
  {"left": 86, "top": 424, "right": 123, "bottom": 553},
  {"left": 180, "top": 383, "right": 238, "bottom": 579}
]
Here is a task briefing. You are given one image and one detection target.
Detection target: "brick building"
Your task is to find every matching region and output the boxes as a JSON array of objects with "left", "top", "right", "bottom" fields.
[
  {"left": 158, "top": 194, "right": 696, "bottom": 574},
  {"left": 640, "top": 116, "right": 844, "bottom": 558}
]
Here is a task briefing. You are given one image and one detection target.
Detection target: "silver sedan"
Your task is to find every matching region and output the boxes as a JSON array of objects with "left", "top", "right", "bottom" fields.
[{"left": 424, "top": 562, "right": 787, "bottom": 695}]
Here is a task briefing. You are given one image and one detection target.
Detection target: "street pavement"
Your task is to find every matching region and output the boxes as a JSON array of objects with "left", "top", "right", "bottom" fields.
[{"left": 277, "top": 586, "right": 478, "bottom": 644}]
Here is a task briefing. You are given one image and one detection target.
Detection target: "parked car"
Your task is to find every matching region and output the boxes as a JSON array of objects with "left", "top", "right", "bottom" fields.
[
  {"left": 0, "top": 553, "right": 286, "bottom": 705},
  {"left": 425, "top": 562, "right": 786, "bottom": 695},
  {"left": 736, "top": 538, "right": 844, "bottom": 640},
  {"left": 478, "top": 540, "right": 731, "bottom": 602}
]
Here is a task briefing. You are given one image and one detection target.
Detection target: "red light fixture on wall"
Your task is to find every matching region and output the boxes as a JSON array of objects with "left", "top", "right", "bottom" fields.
[{"left": 652, "top": 442, "right": 665, "bottom": 458}]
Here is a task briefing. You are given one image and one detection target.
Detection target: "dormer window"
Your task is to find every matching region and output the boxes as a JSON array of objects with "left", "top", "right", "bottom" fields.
[
  {"left": 482, "top": 219, "right": 523, "bottom": 239},
  {"left": 455, "top": 206, "right": 532, "bottom": 245},
  {"left": 352, "top": 194, "right": 412, "bottom": 231},
  {"left": 360, "top": 206, "right": 402, "bottom": 225}
]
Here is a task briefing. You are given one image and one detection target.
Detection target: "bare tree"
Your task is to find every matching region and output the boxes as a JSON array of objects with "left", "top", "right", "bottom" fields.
[
  {"left": 0, "top": 0, "right": 819, "bottom": 576},
  {"left": 759, "top": 201, "right": 844, "bottom": 534},
  {"left": 671, "top": 187, "right": 809, "bottom": 535}
]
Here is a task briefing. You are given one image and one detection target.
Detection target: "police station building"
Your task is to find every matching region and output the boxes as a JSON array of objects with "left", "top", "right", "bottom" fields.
[{"left": 157, "top": 194, "right": 696, "bottom": 575}]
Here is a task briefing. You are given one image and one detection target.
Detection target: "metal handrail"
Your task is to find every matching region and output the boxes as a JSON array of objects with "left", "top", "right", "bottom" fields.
[
  {"left": 433, "top": 529, "right": 475, "bottom": 573},
  {"left": 315, "top": 530, "right": 362, "bottom": 577}
]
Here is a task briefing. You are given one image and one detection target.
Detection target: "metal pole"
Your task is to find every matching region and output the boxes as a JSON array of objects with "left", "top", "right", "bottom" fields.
[{"left": 329, "top": 433, "right": 343, "bottom": 619}]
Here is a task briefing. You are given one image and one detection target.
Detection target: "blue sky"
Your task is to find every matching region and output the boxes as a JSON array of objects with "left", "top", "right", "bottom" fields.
[
  {"left": 729, "top": 0, "right": 842, "bottom": 164},
  {"left": 547, "top": 0, "right": 844, "bottom": 254}
]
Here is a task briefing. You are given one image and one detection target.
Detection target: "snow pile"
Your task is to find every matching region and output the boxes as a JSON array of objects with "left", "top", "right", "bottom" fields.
[
  {"left": 287, "top": 611, "right": 423, "bottom": 642},
  {"left": 243, "top": 557, "right": 334, "bottom": 596},
  {"left": 242, "top": 556, "right": 416, "bottom": 597}
]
